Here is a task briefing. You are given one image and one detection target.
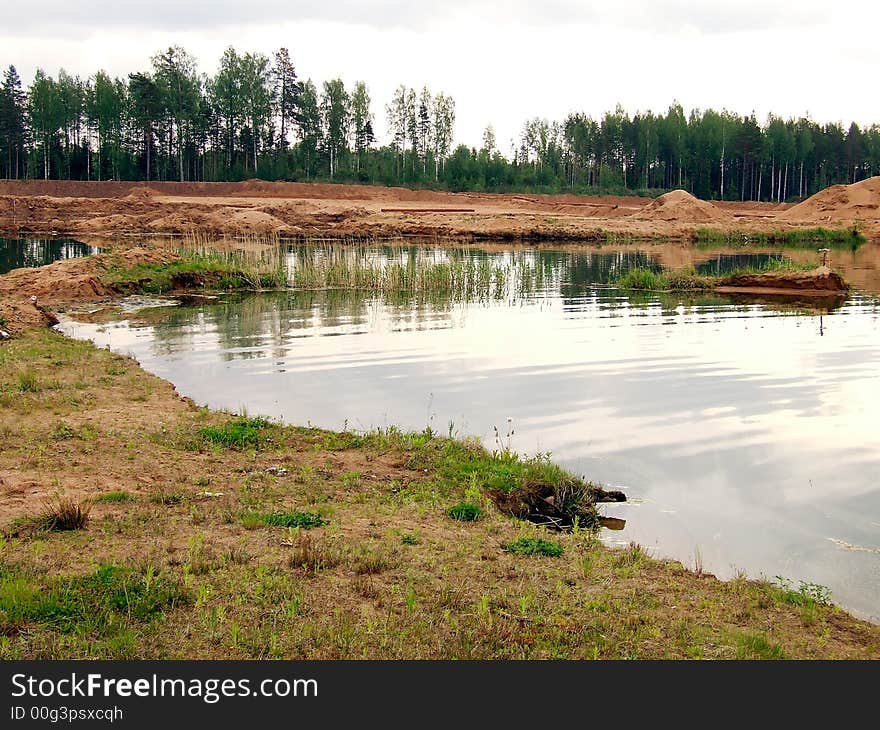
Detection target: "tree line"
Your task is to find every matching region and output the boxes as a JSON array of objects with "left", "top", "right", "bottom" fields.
[{"left": 1, "top": 47, "right": 879, "bottom": 201}]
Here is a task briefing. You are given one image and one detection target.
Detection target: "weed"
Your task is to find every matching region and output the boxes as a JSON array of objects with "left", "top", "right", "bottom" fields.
[
  {"left": 199, "top": 417, "right": 273, "bottom": 449},
  {"left": 772, "top": 577, "right": 832, "bottom": 607},
  {"left": 151, "top": 491, "right": 184, "bottom": 506},
  {"left": 242, "top": 511, "right": 327, "bottom": 529},
  {"left": 96, "top": 491, "right": 133, "bottom": 504},
  {"left": 17, "top": 371, "right": 39, "bottom": 393},
  {"left": 30, "top": 496, "right": 92, "bottom": 533},
  {"left": 352, "top": 574, "right": 379, "bottom": 599},
  {"left": 448, "top": 502, "right": 481, "bottom": 522},
  {"left": 222, "top": 542, "right": 252, "bottom": 566},
  {"left": 401, "top": 532, "right": 419, "bottom": 545},
  {"left": 732, "top": 630, "right": 788, "bottom": 660},
  {"left": 339, "top": 471, "right": 362, "bottom": 490},
  {"left": 695, "top": 226, "right": 865, "bottom": 248},
  {"left": 349, "top": 548, "right": 389, "bottom": 575},
  {"left": 188, "top": 535, "right": 218, "bottom": 575},
  {"left": 0, "top": 564, "right": 189, "bottom": 636},
  {"left": 50, "top": 422, "right": 77, "bottom": 440},
  {"left": 287, "top": 531, "right": 338, "bottom": 573},
  {"left": 503, "top": 537, "right": 564, "bottom": 557}
]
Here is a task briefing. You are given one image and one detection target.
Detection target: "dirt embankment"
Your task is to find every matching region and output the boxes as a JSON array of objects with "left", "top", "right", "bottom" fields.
[
  {"left": 780, "top": 177, "right": 880, "bottom": 225},
  {"left": 2, "top": 179, "right": 866, "bottom": 242},
  {"left": 0, "top": 247, "right": 179, "bottom": 334},
  {"left": 715, "top": 266, "right": 848, "bottom": 297}
]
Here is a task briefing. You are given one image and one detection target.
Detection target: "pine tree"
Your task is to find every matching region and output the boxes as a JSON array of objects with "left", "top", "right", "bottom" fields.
[
  {"left": 0, "top": 66, "right": 27, "bottom": 178},
  {"left": 271, "top": 48, "right": 299, "bottom": 156}
]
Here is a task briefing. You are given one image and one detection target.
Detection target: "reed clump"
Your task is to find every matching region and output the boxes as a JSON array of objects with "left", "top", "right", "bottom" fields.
[{"left": 291, "top": 257, "right": 510, "bottom": 297}]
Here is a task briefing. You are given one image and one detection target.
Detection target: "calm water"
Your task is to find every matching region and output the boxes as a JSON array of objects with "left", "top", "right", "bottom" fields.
[
  {"left": 0, "top": 238, "right": 101, "bottom": 274},
  {"left": 59, "top": 245, "right": 880, "bottom": 620}
]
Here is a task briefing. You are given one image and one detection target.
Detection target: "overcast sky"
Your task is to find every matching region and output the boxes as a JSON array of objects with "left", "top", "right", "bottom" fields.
[{"left": 2, "top": 1, "right": 877, "bottom": 151}]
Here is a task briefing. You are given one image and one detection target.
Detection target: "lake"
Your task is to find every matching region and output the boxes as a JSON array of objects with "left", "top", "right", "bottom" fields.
[{"left": 58, "top": 243, "right": 880, "bottom": 621}]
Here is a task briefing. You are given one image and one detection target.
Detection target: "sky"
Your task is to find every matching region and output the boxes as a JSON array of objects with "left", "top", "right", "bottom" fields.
[{"left": 2, "top": 1, "right": 877, "bottom": 151}]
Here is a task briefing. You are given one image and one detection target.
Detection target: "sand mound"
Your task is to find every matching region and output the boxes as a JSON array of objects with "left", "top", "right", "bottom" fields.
[
  {"left": 224, "top": 208, "right": 288, "bottom": 233},
  {"left": 636, "top": 190, "right": 731, "bottom": 223},
  {"left": 124, "top": 186, "right": 163, "bottom": 200},
  {"left": 0, "top": 299, "right": 58, "bottom": 336},
  {"left": 717, "top": 266, "right": 847, "bottom": 294},
  {"left": 780, "top": 177, "right": 880, "bottom": 223}
]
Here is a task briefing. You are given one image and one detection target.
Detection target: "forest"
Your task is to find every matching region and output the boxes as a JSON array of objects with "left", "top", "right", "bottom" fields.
[{"left": 1, "top": 45, "right": 879, "bottom": 201}]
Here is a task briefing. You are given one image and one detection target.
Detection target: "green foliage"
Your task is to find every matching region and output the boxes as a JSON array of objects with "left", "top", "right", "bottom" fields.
[
  {"left": 695, "top": 227, "right": 866, "bottom": 248},
  {"left": 503, "top": 537, "right": 564, "bottom": 558},
  {"left": 772, "top": 577, "right": 832, "bottom": 607},
  {"left": 50, "top": 421, "right": 77, "bottom": 439},
  {"left": 615, "top": 268, "right": 668, "bottom": 291},
  {"left": 447, "top": 502, "right": 481, "bottom": 522},
  {"left": 292, "top": 258, "right": 508, "bottom": 298},
  {"left": 96, "top": 491, "right": 133, "bottom": 503},
  {"left": 615, "top": 258, "right": 822, "bottom": 292},
  {"left": 731, "top": 630, "right": 788, "bottom": 660},
  {"left": 242, "top": 511, "right": 327, "bottom": 529},
  {"left": 199, "top": 417, "right": 273, "bottom": 449},
  {"left": 5, "top": 51, "right": 879, "bottom": 200},
  {"left": 17, "top": 371, "right": 39, "bottom": 393},
  {"left": 0, "top": 564, "right": 189, "bottom": 635},
  {"left": 100, "top": 253, "right": 287, "bottom": 295}
]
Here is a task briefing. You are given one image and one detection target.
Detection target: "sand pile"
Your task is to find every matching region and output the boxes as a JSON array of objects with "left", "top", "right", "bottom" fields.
[
  {"left": 0, "top": 247, "right": 177, "bottom": 306},
  {"left": 635, "top": 189, "right": 731, "bottom": 223},
  {"left": 716, "top": 265, "right": 847, "bottom": 294},
  {"left": 780, "top": 177, "right": 880, "bottom": 222},
  {"left": 124, "top": 186, "right": 163, "bottom": 200}
]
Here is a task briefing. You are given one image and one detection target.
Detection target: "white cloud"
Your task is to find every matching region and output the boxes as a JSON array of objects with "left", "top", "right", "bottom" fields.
[{"left": 1, "top": 1, "right": 877, "bottom": 149}]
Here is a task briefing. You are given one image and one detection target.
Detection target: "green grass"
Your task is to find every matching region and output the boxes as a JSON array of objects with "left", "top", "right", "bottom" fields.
[
  {"left": 695, "top": 226, "right": 864, "bottom": 249},
  {"left": 448, "top": 502, "right": 481, "bottom": 522},
  {"left": 615, "top": 259, "right": 820, "bottom": 292},
  {"left": 614, "top": 268, "right": 670, "bottom": 291},
  {"left": 503, "top": 537, "right": 564, "bottom": 557},
  {"left": 17, "top": 371, "right": 40, "bottom": 393},
  {"left": 0, "top": 564, "right": 189, "bottom": 637},
  {"left": 96, "top": 490, "right": 134, "bottom": 503},
  {"left": 198, "top": 417, "right": 274, "bottom": 449},
  {"left": 0, "top": 328, "right": 877, "bottom": 659},
  {"left": 291, "top": 257, "right": 508, "bottom": 298},
  {"left": 100, "top": 252, "right": 288, "bottom": 295},
  {"left": 242, "top": 511, "right": 327, "bottom": 529},
  {"left": 731, "top": 630, "right": 789, "bottom": 660}
]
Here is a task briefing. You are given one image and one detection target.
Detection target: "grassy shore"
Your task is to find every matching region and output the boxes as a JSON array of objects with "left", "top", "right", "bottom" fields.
[
  {"left": 0, "top": 328, "right": 877, "bottom": 659},
  {"left": 694, "top": 226, "right": 865, "bottom": 248},
  {"left": 614, "top": 259, "right": 820, "bottom": 292},
  {"left": 100, "top": 250, "right": 288, "bottom": 294}
]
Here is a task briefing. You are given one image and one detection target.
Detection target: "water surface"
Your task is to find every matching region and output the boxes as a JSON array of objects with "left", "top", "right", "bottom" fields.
[
  {"left": 0, "top": 237, "right": 101, "bottom": 274},
  {"left": 59, "top": 245, "right": 880, "bottom": 620}
]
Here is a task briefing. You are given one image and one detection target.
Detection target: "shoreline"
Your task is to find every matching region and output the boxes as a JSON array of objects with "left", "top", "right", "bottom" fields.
[
  {"left": 1, "top": 246, "right": 879, "bottom": 656},
  {"left": 2, "top": 179, "right": 876, "bottom": 245},
  {"left": 1, "top": 326, "right": 878, "bottom": 657}
]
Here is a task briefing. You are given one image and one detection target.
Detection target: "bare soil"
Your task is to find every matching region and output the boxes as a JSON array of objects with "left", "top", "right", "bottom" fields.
[
  {"left": 6, "top": 178, "right": 873, "bottom": 242},
  {"left": 715, "top": 265, "right": 849, "bottom": 295}
]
